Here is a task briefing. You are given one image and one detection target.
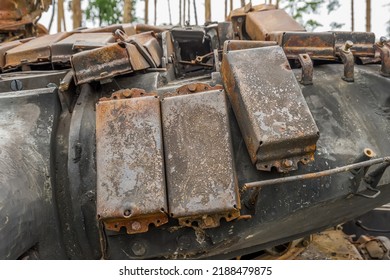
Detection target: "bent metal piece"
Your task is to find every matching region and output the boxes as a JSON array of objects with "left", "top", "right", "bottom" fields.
[
  {"left": 221, "top": 45, "right": 319, "bottom": 172},
  {"left": 374, "top": 38, "right": 390, "bottom": 77},
  {"left": 96, "top": 96, "right": 168, "bottom": 234},
  {"left": 297, "top": 53, "right": 313, "bottom": 85}
]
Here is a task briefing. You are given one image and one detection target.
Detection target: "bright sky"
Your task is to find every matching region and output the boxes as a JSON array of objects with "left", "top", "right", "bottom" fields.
[{"left": 40, "top": 0, "right": 390, "bottom": 38}]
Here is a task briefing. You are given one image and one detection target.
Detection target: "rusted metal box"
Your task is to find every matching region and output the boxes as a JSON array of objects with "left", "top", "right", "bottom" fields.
[
  {"left": 221, "top": 45, "right": 319, "bottom": 172},
  {"left": 51, "top": 33, "right": 115, "bottom": 65},
  {"left": 245, "top": 9, "right": 305, "bottom": 41},
  {"left": 269, "top": 32, "right": 335, "bottom": 60},
  {"left": 334, "top": 31, "right": 375, "bottom": 57},
  {"left": 4, "top": 32, "right": 70, "bottom": 69},
  {"left": 71, "top": 42, "right": 133, "bottom": 85},
  {"left": 96, "top": 96, "right": 168, "bottom": 234},
  {"left": 161, "top": 90, "right": 240, "bottom": 228},
  {"left": 0, "top": 40, "right": 23, "bottom": 69}
]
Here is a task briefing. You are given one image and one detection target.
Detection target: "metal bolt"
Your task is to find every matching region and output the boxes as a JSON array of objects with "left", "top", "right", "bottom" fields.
[
  {"left": 47, "top": 83, "right": 57, "bottom": 88},
  {"left": 379, "top": 36, "right": 388, "bottom": 46},
  {"left": 10, "top": 79, "right": 23, "bottom": 91},
  {"left": 123, "top": 90, "right": 132, "bottom": 98},
  {"left": 302, "top": 239, "right": 310, "bottom": 247},
  {"left": 123, "top": 209, "right": 132, "bottom": 217},
  {"left": 131, "top": 242, "right": 146, "bottom": 256},
  {"left": 131, "top": 221, "right": 141, "bottom": 231},
  {"left": 343, "top": 40, "right": 353, "bottom": 52},
  {"left": 187, "top": 84, "right": 197, "bottom": 92},
  {"left": 282, "top": 159, "right": 293, "bottom": 168}
]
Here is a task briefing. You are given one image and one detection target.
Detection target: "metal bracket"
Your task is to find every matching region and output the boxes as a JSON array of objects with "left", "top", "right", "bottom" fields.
[
  {"left": 356, "top": 185, "right": 381, "bottom": 199},
  {"left": 297, "top": 53, "right": 313, "bottom": 85},
  {"left": 339, "top": 40, "right": 355, "bottom": 82},
  {"left": 374, "top": 37, "right": 390, "bottom": 77}
]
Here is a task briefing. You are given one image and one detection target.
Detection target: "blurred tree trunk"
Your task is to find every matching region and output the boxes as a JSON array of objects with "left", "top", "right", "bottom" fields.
[
  {"left": 145, "top": 0, "right": 149, "bottom": 24},
  {"left": 183, "top": 0, "right": 186, "bottom": 24},
  {"left": 72, "top": 0, "right": 81, "bottom": 28},
  {"left": 351, "top": 0, "right": 354, "bottom": 31},
  {"left": 241, "top": 0, "right": 245, "bottom": 7},
  {"left": 225, "top": 0, "right": 227, "bottom": 19},
  {"left": 230, "top": 0, "right": 233, "bottom": 12},
  {"left": 123, "top": 0, "right": 133, "bottom": 23},
  {"left": 168, "top": 0, "right": 172, "bottom": 24},
  {"left": 365, "top": 0, "right": 371, "bottom": 32},
  {"left": 187, "top": 0, "right": 190, "bottom": 23},
  {"left": 193, "top": 0, "right": 198, "bottom": 25},
  {"left": 154, "top": 0, "right": 157, "bottom": 25},
  {"left": 179, "top": 0, "right": 182, "bottom": 25},
  {"left": 205, "top": 0, "right": 211, "bottom": 22},
  {"left": 57, "top": 0, "right": 66, "bottom": 32}
]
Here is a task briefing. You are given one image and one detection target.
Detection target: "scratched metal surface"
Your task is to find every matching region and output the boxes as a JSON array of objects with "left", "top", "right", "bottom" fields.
[
  {"left": 96, "top": 96, "right": 167, "bottom": 221},
  {"left": 221, "top": 45, "right": 319, "bottom": 172},
  {"left": 0, "top": 87, "right": 62, "bottom": 259},
  {"left": 71, "top": 42, "right": 133, "bottom": 85},
  {"left": 161, "top": 90, "right": 240, "bottom": 218},
  {"left": 51, "top": 33, "right": 115, "bottom": 65},
  {"left": 4, "top": 32, "right": 70, "bottom": 69}
]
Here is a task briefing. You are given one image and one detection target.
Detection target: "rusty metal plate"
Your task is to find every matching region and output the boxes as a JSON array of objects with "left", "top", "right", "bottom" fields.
[
  {"left": 71, "top": 42, "right": 132, "bottom": 85},
  {"left": 80, "top": 23, "right": 136, "bottom": 36},
  {"left": 0, "top": 40, "right": 23, "bottom": 68},
  {"left": 125, "top": 43, "right": 150, "bottom": 71},
  {"left": 334, "top": 31, "right": 375, "bottom": 57},
  {"left": 245, "top": 10, "right": 305, "bottom": 41},
  {"left": 4, "top": 32, "right": 70, "bottom": 69},
  {"left": 96, "top": 96, "right": 167, "bottom": 234},
  {"left": 217, "top": 22, "right": 234, "bottom": 47},
  {"left": 223, "top": 40, "right": 277, "bottom": 53},
  {"left": 228, "top": 3, "right": 275, "bottom": 19},
  {"left": 221, "top": 46, "right": 319, "bottom": 172},
  {"left": 51, "top": 33, "right": 115, "bottom": 65},
  {"left": 161, "top": 90, "right": 240, "bottom": 228},
  {"left": 130, "top": 32, "right": 163, "bottom": 67},
  {"left": 271, "top": 32, "right": 335, "bottom": 60}
]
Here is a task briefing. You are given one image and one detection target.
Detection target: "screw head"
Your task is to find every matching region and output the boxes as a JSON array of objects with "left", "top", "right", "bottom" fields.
[
  {"left": 10, "top": 79, "right": 23, "bottom": 91},
  {"left": 131, "top": 242, "right": 146, "bottom": 256},
  {"left": 131, "top": 221, "right": 141, "bottom": 231},
  {"left": 282, "top": 159, "right": 293, "bottom": 168},
  {"left": 344, "top": 40, "right": 353, "bottom": 51}
]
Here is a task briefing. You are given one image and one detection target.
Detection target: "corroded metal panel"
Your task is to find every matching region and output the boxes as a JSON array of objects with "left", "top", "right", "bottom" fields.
[
  {"left": 271, "top": 32, "right": 336, "bottom": 60},
  {"left": 4, "top": 32, "right": 70, "bottom": 69},
  {"left": 96, "top": 96, "right": 167, "bottom": 234},
  {"left": 51, "top": 33, "right": 115, "bottom": 65},
  {"left": 245, "top": 9, "right": 305, "bottom": 41},
  {"left": 161, "top": 90, "right": 240, "bottom": 228},
  {"left": 71, "top": 42, "right": 132, "bottom": 85},
  {"left": 221, "top": 45, "right": 319, "bottom": 172},
  {"left": 0, "top": 40, "right": 23, "bottom": 68},
  {"left": 222, "top": 40, "right": 277, "bottom": 53},
  {"left": 334, "top": 31, "right": 375, "bottom": 57}
]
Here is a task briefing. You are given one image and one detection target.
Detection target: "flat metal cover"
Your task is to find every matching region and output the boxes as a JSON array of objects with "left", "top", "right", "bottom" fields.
[
  {"left": 51, "top": 33, "right": 115, "bottom": 65},
  {"left": 96, "top": 96, "right": 167, "bottom": 234},
  {"left": 4, "top": 32, "right": 70, "bottom": 68},
  {"left": 221, "top": 46, "right": 319, "bottom": 172},
  {"left": 245, "top": 10, "right": 305, "bottom": 41},
  {"left": 71, "top": 43, "right": 132, "bottom": 85},
  {"left": 161, "top": 90, "right": 240, "bottom": 227}
]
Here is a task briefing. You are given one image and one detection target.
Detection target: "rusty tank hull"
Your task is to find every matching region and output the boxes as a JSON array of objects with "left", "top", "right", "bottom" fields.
[{"left": 1, "top": 5, "right": 390, "bottom": 259}]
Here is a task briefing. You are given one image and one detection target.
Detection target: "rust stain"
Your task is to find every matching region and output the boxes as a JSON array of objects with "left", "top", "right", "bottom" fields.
[{"left": 99, "top": 88, "right": 157, "bottom": 101}]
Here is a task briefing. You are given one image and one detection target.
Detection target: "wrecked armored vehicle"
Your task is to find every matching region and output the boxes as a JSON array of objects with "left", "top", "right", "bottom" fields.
[
  {"left": 0, "top": 0, "right": 51, "bottom": 43},
  {"left": 1, "top": 4, "right": 390, "bottom": 259}
]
